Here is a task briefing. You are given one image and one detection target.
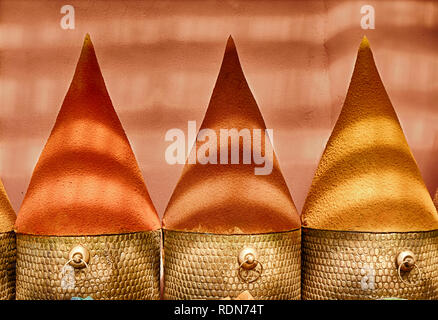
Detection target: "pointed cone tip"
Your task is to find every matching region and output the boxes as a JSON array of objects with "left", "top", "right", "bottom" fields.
[
  {"left": 359, "top": 35, "right": 370, "bottom": 51},
  {"left": 82, "top": 33, "right": 93, "bottom": 48},
  {"left": 225, "top": 35, "right": 237, "bottom": 52}
]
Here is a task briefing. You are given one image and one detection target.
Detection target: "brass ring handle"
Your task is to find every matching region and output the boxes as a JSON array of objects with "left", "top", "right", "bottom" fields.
[
  {"left": 62, "top": 257, "right": 89, "bottom": 273},
  {"left": 397, "top": 262, "right": 422, "bottom": 285},
  {"left": 60, "top": 246, "right": 90, "bottom": 290},
  {"left": 396, "top": 250, "right": 422, "bottom": 286},
  {"left": 238, "top": 259, "right": 263, "bottom": 283},
  {"left": 237, "top": 247, "right": 263, "bottom": 283},
  {"left": 68, "top": 245, "right": 90, "bottom": 269}
]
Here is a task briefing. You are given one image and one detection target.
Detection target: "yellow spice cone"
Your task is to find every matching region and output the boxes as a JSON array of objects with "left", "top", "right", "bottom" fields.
[
  {"left": 0, "top": 179, "right": 15, "bottom": 234},
  {"left": 301, "top": 37, "right": 438, "bottom": 300},
  {"left": 302, "top": 36, "right": 438, "bottom": 232},
  {"left": 434, "top": 189, "right": 438, "bottom": 209},
  {"left": 0, "top": 178, "right": 16, "bottom": 300}
]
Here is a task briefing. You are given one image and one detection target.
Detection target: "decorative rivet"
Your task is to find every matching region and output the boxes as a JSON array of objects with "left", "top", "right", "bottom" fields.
[
  {"left": 238, "top": 247, "right": 258, "bottom": 270},
  {"left": 237, "top": 247, "right": 263, "bottom": 283},
  {"left": 396, "top": 250, "right": 416, "bottom": 272},
  {"left": 68, "top": 245, "right": 90, "bottom": 269}
]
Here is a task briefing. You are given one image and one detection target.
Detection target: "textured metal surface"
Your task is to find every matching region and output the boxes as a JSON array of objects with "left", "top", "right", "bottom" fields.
[
  {"left": 163, "top": 229, "right": 301, "bottom": 300},
  {"left": 16, "top": 230, "right": 161, "bottom": 300},
  {"left": 0, "top": 231, "right": 16, "bottom": 300},
  {"left": 302, "top": 228, "right": 438, "bottom": 300}
]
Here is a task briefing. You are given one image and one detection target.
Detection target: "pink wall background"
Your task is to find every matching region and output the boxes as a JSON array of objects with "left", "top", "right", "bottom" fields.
[{"left": 0, "top": 0, "right": 437, "bottom": 218}]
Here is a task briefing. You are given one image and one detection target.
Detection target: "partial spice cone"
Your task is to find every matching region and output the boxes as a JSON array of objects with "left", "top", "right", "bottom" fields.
[
  {"left": 0, "top": 180, "right": 15, "bottom": 234},
  {"left": 222, "top": 290, "right": 254, "bottom": 300},
  {"left": 301, "top": 37, "right": 438, "bottom": 300},
  {"left": 15, "top": 35, "right": 160, "bottom": 300},
  {"left": 434, "top": 189, "right": 438, "bottom": 209},
  {"left": 163, "top": 36, "right": 301, "bottom": 300}
]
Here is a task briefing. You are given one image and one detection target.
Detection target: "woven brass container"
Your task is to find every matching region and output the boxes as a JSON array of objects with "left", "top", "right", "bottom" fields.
[
  {"left": 302, "top": 228, "right": 438, "bottom": 300},
  {"left": 16, "top": 230, "right": 161, "bottom": 300},
  {"left": 0, "top": 231, "right": 16, "bottom": 300},
  {"left": 163, "top": 229, "right": 301, "bottom": 300}
]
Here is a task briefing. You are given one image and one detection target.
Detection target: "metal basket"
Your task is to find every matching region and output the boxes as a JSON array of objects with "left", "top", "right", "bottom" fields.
[
  {"left": 0, "top": 231, "right": 16, "bottom": 300},
  {"left": 163, "top": 229, "right": 301, "bottom": 300},
  {"left": 16, "top": 230, "right": 161, "bottom": 300},
  {"left": 302, "top": 228, "right": 438, "bottom": 300}
]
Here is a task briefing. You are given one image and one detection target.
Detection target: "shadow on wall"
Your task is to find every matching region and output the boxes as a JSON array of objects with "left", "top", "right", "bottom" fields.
[
  {"left": 0, "top": 0, "right": 437, "bottom": 216},
  {"left": 423, "top": 134, "right": 438, "bottom": 194}
]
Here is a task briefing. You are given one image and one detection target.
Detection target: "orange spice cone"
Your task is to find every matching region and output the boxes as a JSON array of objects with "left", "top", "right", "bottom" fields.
[
  {"left": 162, "top": 37, "right": 301, "bottom": 300},
  {"left": 0, "top": 179, "right": 16, "bottom": 299},
  {"left": 15, "top": 35, "right": 161, "bottom": 300},
  {"left": 301, "top": 37, "right": 438, "bottom": 300}
]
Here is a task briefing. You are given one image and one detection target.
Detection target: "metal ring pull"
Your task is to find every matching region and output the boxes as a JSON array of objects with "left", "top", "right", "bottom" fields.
[
  {"left": 67, "top": 245, "right": 90, "bottom": 269},
  {"left": 396, "top": 250, "right": 422, "bottom": 285},
  {"left": 60, "top": 245, "right": 90, "bottom": 290},
  {"left": 62, "top": 257, "right": 89, "bottom": 272},
  {"left": 237, "top": 247, "right": 263, "bottom": 283}
]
